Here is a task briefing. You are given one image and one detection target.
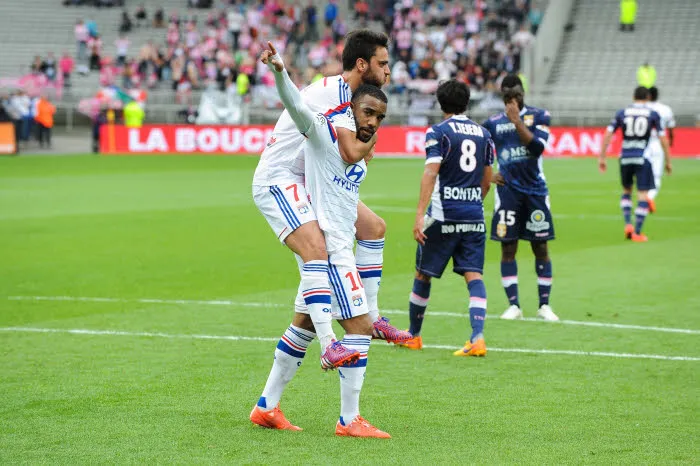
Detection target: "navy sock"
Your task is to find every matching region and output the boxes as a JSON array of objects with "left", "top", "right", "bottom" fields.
[
  {"left": 500, "top": 261, "right": 519, "bottom": 307},
  {"left": 467, "top": 280, "right": 486, "bottom": 342},
  {"left": 408, "top": 279, "right": 431, "bottom": 336},
  {"left": 620, "top": 193, "right": 632, "bottom": 225},
  {"left": 536, "top": 259, "right": 552, "bottom": 306},
  {"left": 635, "top": 201, "right": 649, "bottom": 234}
]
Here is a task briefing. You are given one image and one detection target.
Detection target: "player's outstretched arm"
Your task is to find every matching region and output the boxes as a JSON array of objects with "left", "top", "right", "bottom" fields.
[
  {"left": 413, "top": 163, "right": 439, "bottom": 245},
  {"left": 260, "top": 42, "right": 315, "bottom": 137}
]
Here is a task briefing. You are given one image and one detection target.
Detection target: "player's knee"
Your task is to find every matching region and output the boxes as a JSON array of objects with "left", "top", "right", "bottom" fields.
[
  {"left": 465, "top": 271, "right": 483, "bottom": 283},
  {"left": 531, "top": 241, "right": 549, "bottom": 260},
  {"left": 501, "top": 241, "right": 518, "bottom": 261},
  {"left": 356, "top": 212, "right": 386, "bottom": 240},
  {"left": 367, "top": 215, "right": 387, "bottom": 239},
  {"left": 286, "top": 222, "right": 328, "bottom": 261},
  {"left": 415, "top": 271, "right": 432, "bottom": 283}
]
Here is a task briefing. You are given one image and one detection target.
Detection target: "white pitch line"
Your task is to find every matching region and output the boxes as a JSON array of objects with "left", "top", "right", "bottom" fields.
[
  {"left": 1, "top": 326, "right": 698, "bottom": 362},
  {"left": 8, "top": 295, "right": 700, "bottom": 336}
]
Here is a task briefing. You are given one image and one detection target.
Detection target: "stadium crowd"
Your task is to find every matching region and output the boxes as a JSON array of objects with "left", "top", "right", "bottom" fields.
[{"left": 26, "top": 0, "right": 540, "bottom": 107}]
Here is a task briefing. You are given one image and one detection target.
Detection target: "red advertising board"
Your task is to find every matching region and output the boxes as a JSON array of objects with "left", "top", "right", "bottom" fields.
[{"left": 101, "top": 125, "right": 700, "bottom": 157}]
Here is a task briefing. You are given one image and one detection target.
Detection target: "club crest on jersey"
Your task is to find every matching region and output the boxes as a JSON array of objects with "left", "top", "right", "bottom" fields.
[
  {"left": 523, "top": 115, "right": 534, "bottom": 126},
  {"left": 496, "top": 223, "right": 507, "bottom": 238},
  {"left": 297, "top": 203, "right": 309, "bottom": 214},
  {"left": 352, "top": 294, "right": 363, "bottom": 307},
  {"left": 266, "top": 135, "right": 277, "bottom": 147},
  {"left": 345, "top": 164, "right": 366, "bottom": 183},
  {"left": 526, "top": 210, "right": 550, "bottom": 232}
]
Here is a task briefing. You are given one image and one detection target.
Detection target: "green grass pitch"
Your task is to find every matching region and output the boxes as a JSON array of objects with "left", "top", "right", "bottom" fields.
[{"left": 1, "top": 155, "right": 698, "bottom": 464}]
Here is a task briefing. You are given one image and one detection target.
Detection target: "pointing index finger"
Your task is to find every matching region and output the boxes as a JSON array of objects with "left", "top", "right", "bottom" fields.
[{"left": 267, "top": 41, "right": 278, "bottom": 56}]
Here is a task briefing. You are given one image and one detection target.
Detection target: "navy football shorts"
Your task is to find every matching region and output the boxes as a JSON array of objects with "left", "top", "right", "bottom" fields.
[
  {"left": 416, "top": 218, "right": 486, "bottom": 278},
  {"left": 620, "top": 159, "right": 655, "bottom": 191},
  {"left": 491, "top": 184, "right": 555, "bottom": 242}
]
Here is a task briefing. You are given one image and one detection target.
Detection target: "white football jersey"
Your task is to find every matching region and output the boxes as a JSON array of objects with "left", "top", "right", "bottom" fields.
[
  {"left": 252, "top": 75, "right": 352, "bottom": 186},
  {"left": 304, "top": 108, "right": 367, "bottom": 253},
  {"left": 647, "top": 101, "right": 675, "bottom": 143}
]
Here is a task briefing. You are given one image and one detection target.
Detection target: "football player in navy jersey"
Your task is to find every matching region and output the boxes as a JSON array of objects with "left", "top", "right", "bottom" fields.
[
  {"left": 598, "top": 86, "right": 670, "bottom": 242},
  {"left": 482, "top": 74, "right": 559, "bottom": 322},
  {"left": 398, "top": 79, "right": 495, "bottom": 356}
]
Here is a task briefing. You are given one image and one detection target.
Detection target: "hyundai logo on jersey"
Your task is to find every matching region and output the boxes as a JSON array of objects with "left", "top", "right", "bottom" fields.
[{"left": 345, "top": 164, "right": 366, "bottom": 183}]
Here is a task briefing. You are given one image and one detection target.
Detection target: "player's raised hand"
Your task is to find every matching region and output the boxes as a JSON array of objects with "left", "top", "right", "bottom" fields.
[
  {"left": 260, "top": 41, "right": 284, "bottom": 72},
  {"left": 598, "top": 156, "right": 607, "bottom": 173},
  {"left": 504, "top": 99, "right": 520, "bottom": 123},
  {"left": 413, "top": 215, "right": 427, "bottom": 246}
]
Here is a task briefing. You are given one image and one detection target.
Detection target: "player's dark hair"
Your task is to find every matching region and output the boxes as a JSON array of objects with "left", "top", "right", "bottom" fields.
[
  {"left": 436, "top": 79, "right": 470, "bottom": 115},
  {"left": 648, "top": 86, "right": 659, "bottom": 101},
  {"left": 352, "top": 84, "right": 388, "bottom": 104},
  {"left": 342, "top": 29, "right": 389, "bottom": 71},
  {"left": 500, "top": 74, "right": 523, "bottom": 91},
  {"left": 634, "top": 86, "right": 650, "bottom": 100}
]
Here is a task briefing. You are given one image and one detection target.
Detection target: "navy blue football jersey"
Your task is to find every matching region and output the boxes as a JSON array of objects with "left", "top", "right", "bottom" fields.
[
  {"left": 607, "top": 103, "right": 664, "bottom": 161},
  {"left": 482, "top": 106, "right": 551, "bottom": 196},
  {"left": 425, "top": 115, "right": 495, "bottom": 223}
]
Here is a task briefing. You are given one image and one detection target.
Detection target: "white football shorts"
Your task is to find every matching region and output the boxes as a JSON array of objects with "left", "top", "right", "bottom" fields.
[
  {"left": 293, "top": 248, "right": 369, "bottom": 321},
  {"left": 253, "top": 183, "right": 317, "bottom": 243}
]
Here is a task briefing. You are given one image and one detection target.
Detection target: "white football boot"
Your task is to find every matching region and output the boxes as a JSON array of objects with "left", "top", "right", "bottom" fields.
[
  {"left": 500, "top": 305, "right": 523, "bottom": 320},
  {"left": 536, "top": 304, "right": 559, "bottom": 321}
]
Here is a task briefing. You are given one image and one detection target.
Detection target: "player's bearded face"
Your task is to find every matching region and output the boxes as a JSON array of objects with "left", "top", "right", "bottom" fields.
[
  {"left": 361, "top": 48, "right": 391, "bottom": 88},
  {"left": 353, "top": 97, "right": 387, "bottom": 143}
]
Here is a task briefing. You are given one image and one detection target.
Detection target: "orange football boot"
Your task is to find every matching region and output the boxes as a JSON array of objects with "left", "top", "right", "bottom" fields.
[
  {"left": 453, "top": 338, "right": 487, "bottom": 357},
  {"left": 335, "top": 415, "right": 391, "bottom": 439},
  {"left": 250, "top": 405, "right": 302, "bottom": 431},
  {"left": 396, "top": 335, "right": 423, "bottom": 350},
  {"left": 647, "top": 198, "right": 656, "bottom": 214},
  {"left": 631, "top": 233, "right": 648, "bottom": 242},
  {"left": 624, "top": 224, "right": 634, "bottom": 239}
]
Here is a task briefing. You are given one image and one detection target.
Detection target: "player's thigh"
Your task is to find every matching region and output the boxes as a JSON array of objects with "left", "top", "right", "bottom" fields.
[
  {"left": 491, "top": 184, "right": 522, "bottom": 242},
  {"left": 327, "top": 248, "right": 371, "bottom": 322},
  {"left": 416, "top": 219, "right": 458, "bottom": 279},
  {"left": 453, "top": 230, "right": 486, "bottom": 276},
  {"left": 253, "top": 183, "right": 326, "bottom": 260},
  {"left": 636, "top": 160, "right": 656, "bottom": 192},
  {"left": 521, "top": 194, "right": 555, "bottom": 242},
  {"left": 355, "top": 200, "right": 386, "bottom": 240},
  {"left": 619, "top": 163, "right": 636, "bottom": 190}
]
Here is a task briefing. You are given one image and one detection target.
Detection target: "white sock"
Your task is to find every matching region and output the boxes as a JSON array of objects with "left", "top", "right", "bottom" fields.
[
  {"left": 337, "top": 334, "right": 370, "bottom": 425},
  {"left": 301, "top": 260, "right": 335, "bottom": 349},
  {"left": 356, "top": 239, "right": 384, "bottom": 322},
  {"left": 648, "top": 188, "right": 658, "bottom": 200},
  {"left": 258, "top": 325, "right": 315, "bottom": 410}
]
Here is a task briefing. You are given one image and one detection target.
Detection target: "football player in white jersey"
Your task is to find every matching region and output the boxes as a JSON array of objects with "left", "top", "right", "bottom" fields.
[
  {"left": 252, "top": 30, "right": 409, "bottom": 368},
  {"left": 645, "top": 86, "right": 674, "bottom": 212},
  {"left": 251, "top": 43, "right": 392, "bottom": 438}
]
